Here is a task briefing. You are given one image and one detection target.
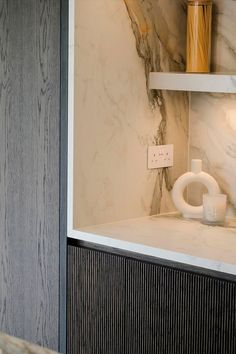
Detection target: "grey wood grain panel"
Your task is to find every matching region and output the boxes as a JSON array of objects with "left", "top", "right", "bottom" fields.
[
  {"left": 59, "top": 0, "right": 68, "bottom": 352},
  {"left": 0, "top": 0, "right": 11, "bottom": 335},
  {"left": 68, "top": 244, "right": 236, "bottom": 354},
  {"left": 0, "top": 0, "right": 60, "bottom": 350}
]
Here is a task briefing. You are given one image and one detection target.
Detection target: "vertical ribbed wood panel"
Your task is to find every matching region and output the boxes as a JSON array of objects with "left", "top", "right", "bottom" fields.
[
  {"left": 68, "top": 246, "right": 125, "bottom": 354},
  {"left": 68, "top": 245, "right": 236, "bottom": 354}
]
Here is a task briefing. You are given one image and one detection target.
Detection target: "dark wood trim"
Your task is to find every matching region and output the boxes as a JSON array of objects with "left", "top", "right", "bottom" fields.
[
  {"left": 68, "top": 237, "right": 236, "bottom": 283},
  {"left": 59, "top": 0, "right": 68, "bottom": 352}
]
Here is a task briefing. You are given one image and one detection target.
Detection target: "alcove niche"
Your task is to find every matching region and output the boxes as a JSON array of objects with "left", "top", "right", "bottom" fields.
[{"left": 68, "top": 0, "right": 236, "bottom": 247}]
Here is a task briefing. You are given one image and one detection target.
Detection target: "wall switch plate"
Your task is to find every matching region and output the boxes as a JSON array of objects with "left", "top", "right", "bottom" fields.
[{"left": 148, "top": 144, "right": 174, "bottom": 169}]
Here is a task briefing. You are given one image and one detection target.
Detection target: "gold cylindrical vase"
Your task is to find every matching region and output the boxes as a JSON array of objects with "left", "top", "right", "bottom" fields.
[{"left": 186, "top": 0, "right": 212, "bottom": 73}]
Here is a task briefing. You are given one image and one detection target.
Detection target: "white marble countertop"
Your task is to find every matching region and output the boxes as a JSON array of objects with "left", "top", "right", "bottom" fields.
[
  {"left": 69, "top": 213, "right": 236, "bottom": 276},
  {"left": 0, "top": 332, "right": 59, "bottom": 354}
]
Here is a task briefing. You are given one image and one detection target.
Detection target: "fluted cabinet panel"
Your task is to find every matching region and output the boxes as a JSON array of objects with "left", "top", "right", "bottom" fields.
[
  {"left": 68, "top": 244, "right": 236, "bottom": 354},
  {"left": 0, "top": 0, "right": 60, "bottom": 350},
  {"left": 67, "top": 246, "right": 126, "bottom": 354}
]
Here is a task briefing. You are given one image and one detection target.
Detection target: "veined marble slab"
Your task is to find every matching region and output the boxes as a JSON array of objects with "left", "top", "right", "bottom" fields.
[
  {"left": 0, "top": 332, "right": 59, "bottom": 354},
  {"left": 72, "top": 0, "right": 188, "bottom": 228},
  {"left": 190, "top": 93, "right": 236, "bottom": 213},
  {"left": 189, "top": 0, "right": 236, "bottom": 215},
  {"left": 70, "top": 213, "right": 236, "bottom": 276}
]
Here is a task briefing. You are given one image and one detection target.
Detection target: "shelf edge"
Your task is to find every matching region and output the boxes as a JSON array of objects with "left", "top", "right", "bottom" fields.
[{"left": 149, "top": 72, "right": 236, "bottom": 93}]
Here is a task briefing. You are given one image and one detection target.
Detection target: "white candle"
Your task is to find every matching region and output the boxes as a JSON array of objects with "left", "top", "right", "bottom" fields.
[{"left": 203, "top": 193, "right": 227, "bottom": 225}]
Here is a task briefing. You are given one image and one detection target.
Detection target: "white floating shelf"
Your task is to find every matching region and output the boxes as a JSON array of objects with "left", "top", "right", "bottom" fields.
[{"left": 149, "top": 72, "right": 236, "bottom": 93}]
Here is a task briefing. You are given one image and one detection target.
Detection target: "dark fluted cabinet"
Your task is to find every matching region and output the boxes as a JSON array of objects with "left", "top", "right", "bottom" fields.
[{"left": 68, "top": 241, "right": 236, "bottom": 354}]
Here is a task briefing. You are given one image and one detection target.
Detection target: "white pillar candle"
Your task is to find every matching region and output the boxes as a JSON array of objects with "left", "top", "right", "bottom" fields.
[
  {"left": 203, "top": 194, "right": 227, "bottom": 225},
  {"left": 191, "top": 159, "right": 202, "bottom": 174}
]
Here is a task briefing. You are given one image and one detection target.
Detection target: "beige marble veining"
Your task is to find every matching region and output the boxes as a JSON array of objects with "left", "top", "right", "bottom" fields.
[
  {"left": 190, "top": 93, "right": 236, "bottom": 213},
  {"left": 0, "top": 332, "right": 58, "bottom": 354},
  {"left": 71, "top": 0, "right": 236, "bottom": 228},
  {"left": 74, "top": 0, "right": 162, "bottom": 227},
  {"left": 189, "top": 0, "right": 236, "bottom": 215},
  {"left": 211, "top": 0, "right": 236, "bottom": 73},
  {"left": 118, "top": 0, "right": 189, "bottom": 215},
  {"left": 73, "top": 0, "right": 188, "bottom": 228}
]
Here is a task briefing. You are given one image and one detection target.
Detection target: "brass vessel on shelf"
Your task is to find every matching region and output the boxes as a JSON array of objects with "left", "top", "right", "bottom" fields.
[{"left": 186, "top": 0, "right": 212, "bottom": 73}]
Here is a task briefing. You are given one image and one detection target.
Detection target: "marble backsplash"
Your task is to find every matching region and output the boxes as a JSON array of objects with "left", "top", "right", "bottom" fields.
[
  {"left": 189, "top": 0, "right": 236, "bottom": 216},
  {"left": 73, "top": 0, "right": 236, "bottom": 228},
  {"left": 73, "top": 0, "right": 188, "bottom": 228}
]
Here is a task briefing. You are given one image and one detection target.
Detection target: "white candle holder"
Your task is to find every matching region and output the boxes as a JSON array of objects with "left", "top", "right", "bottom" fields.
[
  {"left": 172, "top": 159, "right": 220, "bottom": 219},
  {"left": 202, "top": 193, "right": 227, "bottom": 226}
]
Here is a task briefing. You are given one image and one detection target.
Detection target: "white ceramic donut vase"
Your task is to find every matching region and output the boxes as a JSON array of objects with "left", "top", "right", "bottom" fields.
[{"left": 172, "top": 159, "right": 220, "bottom": 219}]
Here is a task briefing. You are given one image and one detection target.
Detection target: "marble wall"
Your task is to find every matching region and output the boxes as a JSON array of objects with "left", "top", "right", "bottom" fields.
[
  {"left": 189, "top": 0, "right": 236, "bottom": 216},
  {"left": 73, "top": 0, "right": 188, "bottom": 228}
]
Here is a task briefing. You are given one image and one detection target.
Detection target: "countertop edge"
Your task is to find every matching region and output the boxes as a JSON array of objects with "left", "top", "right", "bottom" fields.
[{"left": 67, "top": 229, "right": 236, "bottom": 280}]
